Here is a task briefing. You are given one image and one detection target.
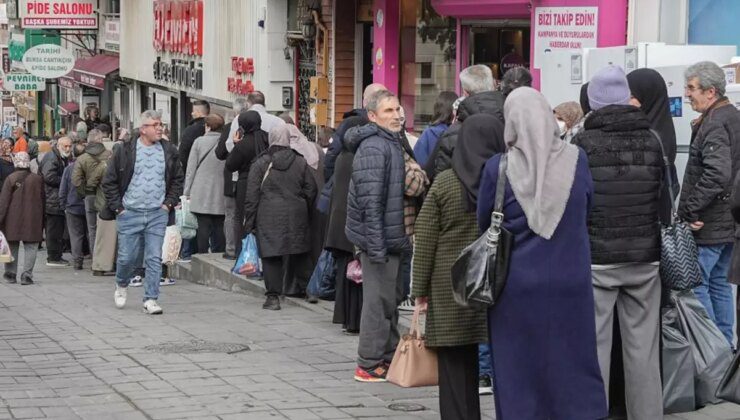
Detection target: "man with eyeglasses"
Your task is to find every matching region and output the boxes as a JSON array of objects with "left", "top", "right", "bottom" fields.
[
  {"left": 679, "top": 61, "right": 740, "bottom": 345},
  {"left": 102, "top": 110, "right": 184, "bottom": 315}
]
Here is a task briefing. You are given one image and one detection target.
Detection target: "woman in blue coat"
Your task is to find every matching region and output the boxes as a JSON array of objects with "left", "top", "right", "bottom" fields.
[
  {"left": 477, "top": 87, "right": 607, "bottom": 420},
  {"left": 413, "top": 91, "right": 457, "bottom": 167}
]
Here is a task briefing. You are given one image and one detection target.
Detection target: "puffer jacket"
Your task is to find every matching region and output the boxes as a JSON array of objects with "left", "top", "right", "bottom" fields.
[
  {"left": 345, "top": 124, "right": 411, "bottom": 262},
  {"left": 39, "top": 147, "right": 69, "bottom": 215},
  {"left": 573, "top": 105, "right": 663, "bottom": 264},
  {"left": 425, "top": 91, "right": 505, "bottom": 181},
  {"left": 72, "top": 142, "right": 110, "bottom": 197},
  {"left": 678, "top": 99, "right": 740, "bottom": 245}
]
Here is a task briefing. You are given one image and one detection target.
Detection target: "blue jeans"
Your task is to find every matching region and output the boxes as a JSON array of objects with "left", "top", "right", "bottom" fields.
[
  {"left": 694, "top": 243, "right": 735, "bottom": 345},
  {"left": 479, "top": 343, "right": 493, "bottom": 378},
  {"left": 115, "top": 208, "right": 168, "bottom": 302}
]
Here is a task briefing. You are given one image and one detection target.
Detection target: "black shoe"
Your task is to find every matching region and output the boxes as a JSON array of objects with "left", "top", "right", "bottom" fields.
[
  {"left": 46, "top": 258, "right": 69, "bottom": 267},
  {"left": 20, "top": 276, "right": 34, "bottom": 285},
  {"left": 93, "top": 270, "right": 115, "bottom": 276},
  {"left": 74, "top": 260, "right": 83, "bottom": 270},
  {"left": 262, "top": 295, "right": 281, "bottom": 310},
  {"left": 222, "top": 252, "right": 237, "bottom": 260},
  {"left": 3, "top": 273, "right": 16, "bottom": 284},
  {"left": 305, "top": 294, "right": 319, "bottom": 304}
]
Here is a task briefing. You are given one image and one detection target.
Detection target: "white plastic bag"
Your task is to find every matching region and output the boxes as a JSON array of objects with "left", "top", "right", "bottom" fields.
[
  {"left": 176, "top": 195, "right": 198, "bottom": 239},
  {"left": 161, "top": 225, "right": 182, "bottom": 265},
  {"left": 0, "top": 231, "right": 12, "bottom": 263}
]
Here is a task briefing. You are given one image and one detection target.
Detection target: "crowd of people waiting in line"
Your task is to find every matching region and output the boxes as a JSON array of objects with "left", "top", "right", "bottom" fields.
[{"left": 1, "top": 58, "right": 740, "bottom": 419}]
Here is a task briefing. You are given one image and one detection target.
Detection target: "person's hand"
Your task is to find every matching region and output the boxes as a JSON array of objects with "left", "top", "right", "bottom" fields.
[
  {"left": 233, "top": 130, "right": 243, "bottom": 143},
  {"left": 415, "top": 296, "right": 428, "bottom": 313},
  {"left": 161, "top": 204, "right": 169, "bottom": 212},
  {"left": 689, "top": 221, "right": 705, "bottom": 231}
]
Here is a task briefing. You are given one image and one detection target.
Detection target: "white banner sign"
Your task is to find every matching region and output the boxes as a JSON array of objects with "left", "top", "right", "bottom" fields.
[
  {"left": 533, "top": 7, "right": 598, "bottom": 69},
  {"left": 3, "top": 72, "right": 46, "bottom": 91},
  {"left": 19, "top": 0, "right": 97, "bottom": 29},
  {"left": 22, "top": 44, "right": 74, "bottom": 79},
  {"left": 3, "top": 107, "right": 17, "bottom": 125},
  {"left": 103, "top": 18, "right": 120, "bottom": 52}
]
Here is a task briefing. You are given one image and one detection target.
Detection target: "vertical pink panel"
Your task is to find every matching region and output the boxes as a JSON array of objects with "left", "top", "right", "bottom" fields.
[{"left": 373, "top": 0, "right": 400, "bottom": 94}]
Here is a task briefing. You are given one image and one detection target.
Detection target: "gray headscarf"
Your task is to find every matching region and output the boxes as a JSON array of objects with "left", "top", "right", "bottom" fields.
[
  {"left": 268, "top": 125, "right": 291, "bottom": 148},
  {"left": 504, "top": 87, "right": 579, "bottom": 240},
  {"left": 286, "top": 124, "right": 319, "bottom": 170}
]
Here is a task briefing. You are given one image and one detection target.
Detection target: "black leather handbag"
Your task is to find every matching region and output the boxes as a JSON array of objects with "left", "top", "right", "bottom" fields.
[
  {"left": 451, "top": 154, "right": 513, "bottom": 309},
  {"left": 653, "top": 130, "right": 703, "bottom": 291}
]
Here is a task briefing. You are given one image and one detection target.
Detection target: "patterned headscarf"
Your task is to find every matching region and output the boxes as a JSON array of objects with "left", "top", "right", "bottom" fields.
[{"left": 12, "top": 152, "right": 30, "bottom": 169}]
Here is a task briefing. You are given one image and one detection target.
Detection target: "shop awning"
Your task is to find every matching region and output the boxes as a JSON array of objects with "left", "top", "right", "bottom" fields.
[
  {"left": 58, "top": 102, "right": 79, "bottom": 116},
  {"left": 72, "top": 55, "right": 119, "bottom": 90}
]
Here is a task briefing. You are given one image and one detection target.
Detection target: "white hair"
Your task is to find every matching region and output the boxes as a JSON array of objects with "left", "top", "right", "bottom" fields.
[
  {"left": 685, "top": 61, "right": 727, "bottom": 97},
  {"left": 139, "top": 110, "right": 162, "bottom": 126},
  {"left": 460, "top": 65, "right": 494, "bottom": 95}
]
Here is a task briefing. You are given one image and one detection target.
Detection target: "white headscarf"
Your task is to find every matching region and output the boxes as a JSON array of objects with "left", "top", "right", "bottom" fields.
[
  {"left": 286, "top": 124, "right": 319, "bottom": 170},
  {"left": 504, "top": 87, "right": 579, "bottom": 240}
]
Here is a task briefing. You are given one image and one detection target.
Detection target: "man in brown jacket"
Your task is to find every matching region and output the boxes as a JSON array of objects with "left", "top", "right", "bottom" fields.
[{"left": 0, "top": 152, "right": 45, "bottom": 284}]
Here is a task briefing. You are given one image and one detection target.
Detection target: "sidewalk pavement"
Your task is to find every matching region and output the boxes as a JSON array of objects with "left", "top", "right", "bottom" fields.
[{"left": 0, "top": 251, "right": 737, "bottom": 419}]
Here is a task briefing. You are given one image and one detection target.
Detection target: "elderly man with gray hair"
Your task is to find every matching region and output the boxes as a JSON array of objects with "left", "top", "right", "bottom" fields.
[
  {"left": 102, "top": 110, "right": 184, "bottom": 315},
  {"left": 679, "top": 61, "right": 740, "bottom": 345}
]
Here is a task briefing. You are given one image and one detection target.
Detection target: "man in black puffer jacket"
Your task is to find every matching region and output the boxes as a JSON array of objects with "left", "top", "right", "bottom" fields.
[
  {"left": 573, "top": 65, "right": 664, "bottom": 420},
  {"left": 345, "top": 90, "right": 411, "bottom": 382},
  {"left": 679, "top": 61, "right": 740, "bottom": 345},
  {"left": 424, "top": 65, "right": 504, "bottom": 182}
]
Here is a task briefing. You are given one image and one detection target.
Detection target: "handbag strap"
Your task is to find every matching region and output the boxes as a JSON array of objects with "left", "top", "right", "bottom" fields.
[
  {"left": 260, "top": 162, "right": 273, "bottom": 188},
  {"left": 650, "top": 129, "right": 677, "bottom": 214},
  {"left": 409, "top": 306, "right": 422, "bottom": 339},
  {"left": 195, "top": 141, "right": 218, "bottom": 174},
  {"left": 490, "top": 154, "right": 508, "bottom": 230}
]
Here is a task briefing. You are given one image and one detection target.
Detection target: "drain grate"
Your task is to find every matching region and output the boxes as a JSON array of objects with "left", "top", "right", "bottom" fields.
[
  {"left": 388, "top": 403, "right": 427, "bottom": 412},
  {"left": 144, "top": 339, "right": 250, "bottom": 354}
]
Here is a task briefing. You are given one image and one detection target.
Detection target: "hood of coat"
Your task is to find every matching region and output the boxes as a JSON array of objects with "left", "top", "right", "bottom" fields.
[
  {"left": 344, "top": 123, "right": 398, "bottom": 153},
  {"left": 342, "top": 108, "right": 367, "bottom": 120},
  {"left": 269, "top": 146, "right": 297, "bottom": 171},
  {"left": 84, "top": 142, "right": 106, "bottom": 157},
  {"left": 457, "top": 91, "right": 505, "bottom": 123},
  {"left": 584, "top": 105, "right": 652, "bottom": 132}
]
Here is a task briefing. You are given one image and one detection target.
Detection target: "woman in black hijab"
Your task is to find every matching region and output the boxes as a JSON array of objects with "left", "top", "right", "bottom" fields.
[{"left": 627, "top": 68, "right": 678, "bottom": 223}]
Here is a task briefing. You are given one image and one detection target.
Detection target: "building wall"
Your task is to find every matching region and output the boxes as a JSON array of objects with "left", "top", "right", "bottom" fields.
[
  {"left": 333, "top": 0, "right": 357, "bottom": 125},
  {"left": 120, "top": 0, "right": 294, "bottom": 111}
]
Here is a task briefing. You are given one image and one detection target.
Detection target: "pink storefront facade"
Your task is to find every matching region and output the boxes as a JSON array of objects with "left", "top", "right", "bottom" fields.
[{"left": 371, "top": 0, "right": 629, "bottom": 95}]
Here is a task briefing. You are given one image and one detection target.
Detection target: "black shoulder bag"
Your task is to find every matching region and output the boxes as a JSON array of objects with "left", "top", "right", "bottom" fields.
[
  {"left": 451, "top": 154, "right": 513, "bottom": 309},
  {"left": 652, "top": 129, "right": 703, "bottom": 291}
]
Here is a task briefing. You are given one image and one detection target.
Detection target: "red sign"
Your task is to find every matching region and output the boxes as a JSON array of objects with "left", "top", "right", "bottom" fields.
[
  {"left": 20, "top": 0, "right": 98, "bottom": 29},
  {"left": 75, "top": 72, "right": 105, "bottom": 90},
  {"left": 227, "top": 56, "right": 255, "bottom": 94},
  {"left": 59, "top": 76, "right": 76, "bottom": 90},
  {"left": 153, "top": 0, "right": 203, "bottom": 56}
]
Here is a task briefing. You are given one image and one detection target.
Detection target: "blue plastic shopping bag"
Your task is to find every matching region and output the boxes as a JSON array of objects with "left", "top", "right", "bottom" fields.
[
  {"left": 306, "top": 250, "right": 336, "bottom": 299},
  {"left": 233, "top": 234, "right": 261, "bottom": 277}
]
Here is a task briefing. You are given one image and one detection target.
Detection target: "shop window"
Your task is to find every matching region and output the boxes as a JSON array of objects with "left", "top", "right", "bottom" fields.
[
  {"left": 400, "top": 0, "right": 457, "bottom": 132},
  {"left": 108, "top": 0, "right": 120, "bottom": 14},
  {"left": 469, "top": 25, "right": 530, "bottom": 80}
]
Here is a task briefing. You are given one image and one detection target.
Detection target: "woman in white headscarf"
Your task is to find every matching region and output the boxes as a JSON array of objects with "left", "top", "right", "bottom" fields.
[
  {"left": 243, "top": 125, "right": 318, "bottom": 311},
  {"left": 476, "top": 87, "right": 607, "bottom": 420}
]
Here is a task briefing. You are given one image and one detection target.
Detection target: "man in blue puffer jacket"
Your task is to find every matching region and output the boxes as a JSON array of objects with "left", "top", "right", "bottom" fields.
[{"left": 345, "top": 90, "right": 411, "bottom": 382}]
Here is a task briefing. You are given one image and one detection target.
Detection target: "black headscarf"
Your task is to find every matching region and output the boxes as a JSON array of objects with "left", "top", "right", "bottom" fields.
[
  {"left": 238, "top": 110, "right": 269, "bottom": 155},
  {"left": 451, "top": 114, "right": 506, "bottom": 212},
  {"left": 579, "top": 82, "right": 591, "bottom": 115},
  {"left": 626, "top": 68, "right": 677, "bottom": 164}
]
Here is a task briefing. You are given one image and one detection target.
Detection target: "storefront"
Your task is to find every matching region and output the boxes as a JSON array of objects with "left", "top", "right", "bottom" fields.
[{"left": 120, "top": 0, "right": 294, "bottom": 144}]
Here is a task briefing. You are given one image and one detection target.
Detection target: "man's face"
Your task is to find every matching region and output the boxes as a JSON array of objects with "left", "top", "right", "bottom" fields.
[
  {"left": 685, "top": 77, "right": 718, "bottom": 113},
  {"left": 191, "top": 106, "right": 205, "bottom": 119},
  {"left": 140, "top": 118, "right": 164, "bottom": 142},
  {"left": 13, "top": 127, "right": 22, "bottom": 138},
  {"left": 57, "top": 140, "right": 72, "bottom": 157},
  {"left": 368, "top": 97, "right": 402, "bottom": 133}
]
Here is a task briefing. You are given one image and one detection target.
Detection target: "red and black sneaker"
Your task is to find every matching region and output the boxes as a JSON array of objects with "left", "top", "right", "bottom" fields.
[{"left": 354, "top": 364, "right": 388, "bottom": 382}]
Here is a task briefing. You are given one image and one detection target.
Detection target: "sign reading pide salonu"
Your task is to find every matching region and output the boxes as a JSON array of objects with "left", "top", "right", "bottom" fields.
[{"left": 19, "top": 0, "right": 97, "bottom": 29}]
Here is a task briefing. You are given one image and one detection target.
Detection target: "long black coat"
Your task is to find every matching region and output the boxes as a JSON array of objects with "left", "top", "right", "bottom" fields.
[
  {"left": 244, "top": 147, "right": 317, "bottom": 258},
  {"left": 39, "top": 147, "right": 69, "bottom": 215},
  {"left": 178, "top": 117, "right": 205, "bottom": 172},
  {"left": 678, "top": 99, "right": 740, "bottom": 245},
  {"left": 325, "top": 146, "right": 355, "bottom": 254}
]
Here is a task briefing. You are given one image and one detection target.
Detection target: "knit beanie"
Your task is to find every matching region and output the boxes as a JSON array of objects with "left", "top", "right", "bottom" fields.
[
  {"left": 12, "top": 152, "right": 30, "bottom": 169},
  {"left": 587, "top": 65, "right": 631, "bottom": 111}
]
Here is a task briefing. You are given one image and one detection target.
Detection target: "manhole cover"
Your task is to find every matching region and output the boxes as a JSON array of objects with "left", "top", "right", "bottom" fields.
[
  {"left": 388, "top": 403, "right": 426, "bottom": 412},
  {"left": 144, "top": 340, "right": 250, "bottom": 354}
]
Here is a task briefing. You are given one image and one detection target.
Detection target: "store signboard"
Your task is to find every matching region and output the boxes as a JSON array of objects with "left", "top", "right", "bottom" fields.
[
  {"left": 4, "top": 72, "right": 46, "bottom": 91},
  {"left": 22, "top": 44, "right": 74, "bottom": 79},
  {"left": 533, "top": 7, "right": 598, "bottom": 69},
  {"left": 2, "top": 48, "right": 10, "bottom": 74},
  {"left": 19, "top": 0, "right": 97, "bottom": 29},
  {"left": 103, "top": 18, "right": 120, "bottom": 52},
  {"left": 3, "top": 107, "right": 17, "bottom": 125},
  {"left": 153, "top": 0, "right": 204, "bottom": 56}
]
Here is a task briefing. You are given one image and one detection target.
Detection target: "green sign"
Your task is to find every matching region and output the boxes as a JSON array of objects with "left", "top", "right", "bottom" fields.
[
  {"left": 3, "top": 72, "right": 46, "bottom": 91},
  {"left": 25, "top": 29, "right": 61, "bottom": 49},
  {"left": 9, "top": 40, "right": 25, "bottom": 62}
]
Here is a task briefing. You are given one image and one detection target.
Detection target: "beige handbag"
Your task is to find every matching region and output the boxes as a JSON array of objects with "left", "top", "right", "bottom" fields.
[{"left": 386, "top": 307, "right": 438, "bottom": 387}]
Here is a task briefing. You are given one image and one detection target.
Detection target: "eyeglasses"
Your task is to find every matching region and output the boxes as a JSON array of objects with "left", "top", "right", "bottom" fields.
[
  {"left": 142, "top": 122, "right": 164, "bottom": 128},
  {"left": 684, "top": 84, "right": 703, "bottom": 93}
]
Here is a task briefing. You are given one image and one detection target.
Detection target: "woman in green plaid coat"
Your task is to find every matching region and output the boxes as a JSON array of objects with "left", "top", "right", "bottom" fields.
[{"left": 412, "top": 114, "right": 505, "bottom": 420}]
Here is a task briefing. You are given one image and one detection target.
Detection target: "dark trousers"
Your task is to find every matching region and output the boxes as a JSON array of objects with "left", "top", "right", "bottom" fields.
[
  {"left": 234, "top": 178, "right": 248, "bottom": 256},
  {"left": 45, "top": 213, "right": 66, "bottom": 261},
  {"left": 438, "top": 344, "right": 481, "bottom": 420},
  {"left": 194, "top": 213, "right": 225, "bottom": 254},
  {"left": 262, "top": 253, "right": 312, "bottom": 297}
]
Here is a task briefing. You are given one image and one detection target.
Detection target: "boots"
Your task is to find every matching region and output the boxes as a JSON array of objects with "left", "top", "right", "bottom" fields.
[{"left": 262, "top": 295, "right": 281, "bottom": 310}]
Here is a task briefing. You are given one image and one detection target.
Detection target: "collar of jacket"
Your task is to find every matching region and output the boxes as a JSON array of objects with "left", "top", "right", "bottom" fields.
[
  {"left": 187, "top": 117, "right": 205, "bottom": 126},
  {"left": 692, "top": 96, "right": 730, "bottom": 127}
]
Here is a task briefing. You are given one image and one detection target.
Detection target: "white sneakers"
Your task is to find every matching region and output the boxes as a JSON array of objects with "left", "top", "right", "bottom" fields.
[
  {"left": 114, "top": 286, "right": 127, "bottom": 308},
  {"left": 114, "top": 286, "right": 163, "bottom": 315},
  {"left": 143, "top": 299, "right": 163, "bottom": 315}
]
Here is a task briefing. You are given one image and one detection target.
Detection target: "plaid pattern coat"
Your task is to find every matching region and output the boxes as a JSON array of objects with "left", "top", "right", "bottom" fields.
[{"left": 412, "top": 169, "right": 488, "bottom": 347}]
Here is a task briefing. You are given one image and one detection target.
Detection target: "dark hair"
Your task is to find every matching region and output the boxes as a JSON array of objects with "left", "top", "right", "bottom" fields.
[
  {"left": 193, "top": 99, "right": 210, "bottom": 114},
  {"left": 317, "top": 126, "right": 335, "bottom": 148},
  {"left": 97, "top": 123, "right": 112, "bottom": 136},
  {"left": 431, "top": 91, "right": 458, "bottom": 125},
  {"left": 73, "top": 143, "right": 86, "bottom": 157},
  {"left": 501, "top": 67, "right": 533, "bottom": 97},
  {"left": 204, "top": 114, "right": 225, "bottom": 132},
  {"left": 247, "top": 91, "right": 266, "bottom": 106}
]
